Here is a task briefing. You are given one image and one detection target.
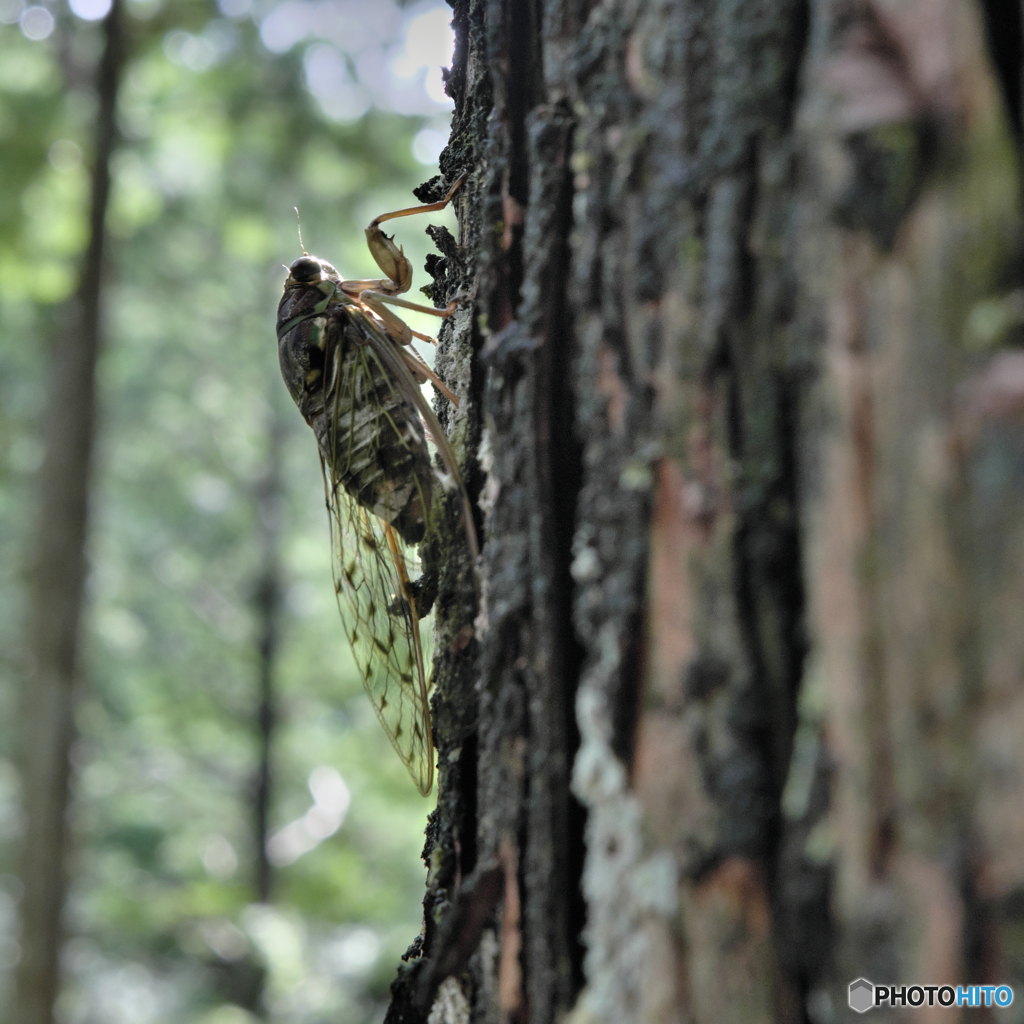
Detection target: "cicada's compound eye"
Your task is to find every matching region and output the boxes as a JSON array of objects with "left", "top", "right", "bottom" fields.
[{"left": 289, "top": 256, "right": 322, "bottom": 283}]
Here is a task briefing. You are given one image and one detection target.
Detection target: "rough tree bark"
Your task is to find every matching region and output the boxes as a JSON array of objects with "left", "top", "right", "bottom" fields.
[
  {"left": 13, "top": 4, "right": 124, "bottom": 1024},
  {"left": 388, "top": 0, "right": 1024, "bottom": 1022}
]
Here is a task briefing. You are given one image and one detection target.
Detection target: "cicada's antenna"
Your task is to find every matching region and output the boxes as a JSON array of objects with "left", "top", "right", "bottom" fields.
[{"left": 295, "top": 207, "right": 308, "bottom": 255}]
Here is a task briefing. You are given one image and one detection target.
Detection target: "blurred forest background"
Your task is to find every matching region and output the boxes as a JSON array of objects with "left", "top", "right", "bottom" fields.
[{"left": 0, "top": 0, "right": 460, "bottom": 1020}]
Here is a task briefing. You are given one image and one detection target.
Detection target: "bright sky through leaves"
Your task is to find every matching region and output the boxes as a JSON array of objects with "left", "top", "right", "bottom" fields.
[{"left": 259, "top": 0, "right": 454, "bottom": 119}]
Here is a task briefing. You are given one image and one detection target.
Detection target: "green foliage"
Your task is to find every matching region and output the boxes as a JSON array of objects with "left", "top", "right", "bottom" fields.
[{"left": 0, "top": 2, "right": 457, "bottom": 1020}]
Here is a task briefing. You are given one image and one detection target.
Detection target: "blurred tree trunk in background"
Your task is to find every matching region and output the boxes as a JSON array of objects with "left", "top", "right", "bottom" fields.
[
  {"left": 252, "top": 399, "right": 286, "bottom": 904},
  {"left": 388, "top": 0, "right": 1024, "bottom": 1021},
  {"left": 13, "top": 4, "right": 124, "bottom": 1023}
]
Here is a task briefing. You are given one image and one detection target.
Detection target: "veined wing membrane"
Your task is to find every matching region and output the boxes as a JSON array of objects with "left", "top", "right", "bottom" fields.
[{"left": 324, "top": 471, "right": 433, "bottom": 795}]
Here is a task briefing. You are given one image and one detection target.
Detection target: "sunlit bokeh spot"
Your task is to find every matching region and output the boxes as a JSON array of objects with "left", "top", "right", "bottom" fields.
[
  {"left": 19, "top": 4, "right": 53, "bottom": 39},
  {"left": 413, "top": 126, "right": 448, "bottom": 165},
  {"left": 95, "top": 606, "right": 148, "bottom": 654},
  {"left": 200, "top": 918, "right": 249, "bottom": 960},
  {"left": 190, "top": 474, "right": 232, "bottom": 514},
  {"left": 217, "top": 0, "right": 251, "bottom": 17},
  {"left": 162, "top": 22, "right": 237, "bottom": 71},
  {"left": 69, "top": 0, "right": 113, "bottom": 21},
  {"left": 241, "top": 905, "right": 306, "bottom": 986},
  {"left": 266, "top": 766, "right": 351, "bottom": 866},
  {"left": 324, "top": 927, "right": 381, "bottom": 977},
  {"left": 0, "top": 0, "right": 24, "bottom": 25},
  {"left": 49, "top": 139, "right": 83, "bottom": 173},
  {"left": 389, "top": 3, "right": 454, "bottom": 106},
  {"left": 258, "top": 0, "right": 309, "bottom": 54},
  {"left": 303, "top": 43, "right": 370, "bottom": 123},
  {"left": 201, "top": 835, "right": 240, "bottom": 879}
]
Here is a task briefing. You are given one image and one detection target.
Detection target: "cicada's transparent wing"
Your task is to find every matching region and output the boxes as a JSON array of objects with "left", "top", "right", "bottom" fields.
[{"left": 324, "top": 476, "right": 434, "bottom": 795}]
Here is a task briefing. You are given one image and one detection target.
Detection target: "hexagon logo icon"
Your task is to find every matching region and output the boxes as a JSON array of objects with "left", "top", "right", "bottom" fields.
[{"left": 849, "top": 978, "right": 874, "bottom": 1013}]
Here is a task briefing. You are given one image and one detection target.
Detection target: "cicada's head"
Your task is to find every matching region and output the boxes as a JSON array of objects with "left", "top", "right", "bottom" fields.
[{"left": 286, "top": 255, "right": 340, "bottom": 286}]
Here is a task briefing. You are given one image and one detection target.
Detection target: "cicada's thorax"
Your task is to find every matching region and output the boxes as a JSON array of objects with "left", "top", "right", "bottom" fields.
[{"left": 276, "top": 264, "right": 434, "bottom": 545}]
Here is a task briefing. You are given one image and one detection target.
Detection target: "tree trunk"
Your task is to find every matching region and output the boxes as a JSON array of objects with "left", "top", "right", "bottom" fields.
[
  {"left": 390, "top": 0, "right": 1024, "bottom": 1021},
  {"left": 252, "top": 399, "right": 286, "bottom": 904},
  {"left": 13, "top": 5, "right": 124, "bottom": 1023}
]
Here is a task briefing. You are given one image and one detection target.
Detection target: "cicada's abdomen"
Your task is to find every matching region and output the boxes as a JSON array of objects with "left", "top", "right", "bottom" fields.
[{"left": 277, "top": 257, "right": 435, "bottom": 545}]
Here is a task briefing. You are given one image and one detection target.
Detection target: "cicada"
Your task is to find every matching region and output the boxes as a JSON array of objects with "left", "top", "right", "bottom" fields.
[{"left": 276, "top": 175, "right": 476, "bottom": 795}]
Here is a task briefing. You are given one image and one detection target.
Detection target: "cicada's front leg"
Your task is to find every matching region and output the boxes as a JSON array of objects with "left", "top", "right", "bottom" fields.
[
  {"left": 340, "top": 173, "right": 467, "bottom": 348},
  {"left": 364, "top": 172, "right": 466, "bottom": 297}
]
